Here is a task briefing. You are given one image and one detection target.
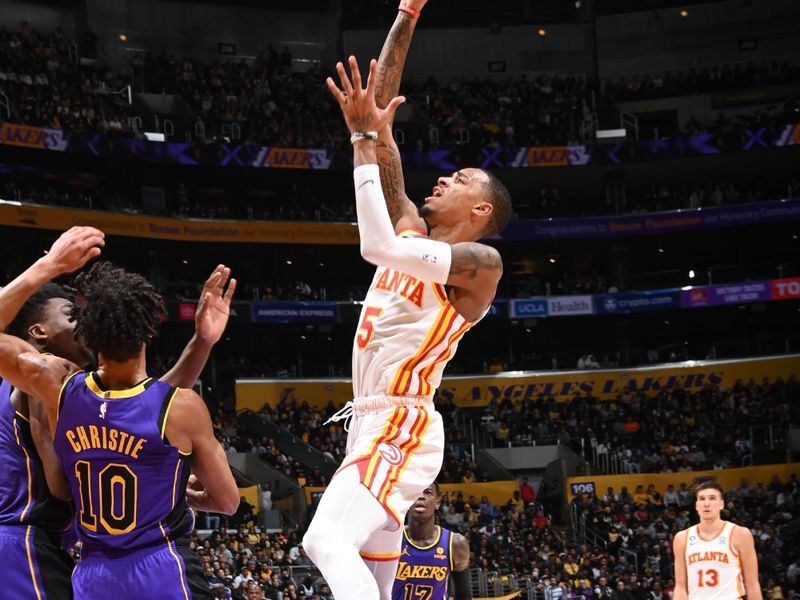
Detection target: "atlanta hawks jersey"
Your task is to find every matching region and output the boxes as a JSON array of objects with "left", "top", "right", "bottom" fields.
[
  {"left": 352, "top": 231, "right": 479, "bottom": 399},
  {"left": 685, "top": 521, "right": 744, "bottom": 600}
]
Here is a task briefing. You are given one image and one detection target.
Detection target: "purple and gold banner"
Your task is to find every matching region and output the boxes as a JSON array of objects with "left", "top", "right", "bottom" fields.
[
  {"left": 1, "top": 120, "right": 799, "bottom": 170},
  {"left": 681, "top": 281, "right": 773, "bottom": 308}
]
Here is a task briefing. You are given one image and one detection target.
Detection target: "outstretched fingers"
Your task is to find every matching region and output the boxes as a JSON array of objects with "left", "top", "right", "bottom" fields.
[
  {"left": 223, "top": 278, "right": 237, "bottom": 304},
  {"left": 365, "top": 58, "right": 378, "bottom": 97},
  {"left": 384, "top": 95, "right": 407, "bottom": 122},
  {"left": 348, "top": 55, "right": 363, "bottom": 92},
  {"left": 335, "top": 61, "right": 354, "bottom": 97},
  {"left": 326, "top": 76, "right": 346, "bottom": 107}
]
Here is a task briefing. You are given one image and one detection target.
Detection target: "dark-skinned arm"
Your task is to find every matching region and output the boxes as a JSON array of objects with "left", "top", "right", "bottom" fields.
[
  {"left": 0, "top": 227, "right": 104, "bottom": 331},
  {"left": 28, "top": 394, "right": 71, "bottom": 500},
  {"left": 161, "top": 265, "right": 236, "bottom": 388},
  {"left": 374, "top": 2, "right": 427, "bottom": 231},
  {"left": 451, "top": 532, "right": 473, "bottom": 600},
  {"left": 164, "top": 388, "right": 239, "bottom": 515}
]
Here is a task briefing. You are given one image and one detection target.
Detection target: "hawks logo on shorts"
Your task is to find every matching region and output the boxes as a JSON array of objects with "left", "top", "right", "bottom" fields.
[{"left": 378, "top": 444, "right": 404, "bottom": 466}]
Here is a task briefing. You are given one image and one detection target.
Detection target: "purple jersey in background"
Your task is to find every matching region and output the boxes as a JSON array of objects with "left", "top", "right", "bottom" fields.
[
  {"left": 392, "top": 526, "right": 453, "bottom": 600},
  {"left": 54, "top": 372, "right": 194, "bottom": 555},
  {"left": 0, "top": 378, "right": 73, "bottom": 530}
]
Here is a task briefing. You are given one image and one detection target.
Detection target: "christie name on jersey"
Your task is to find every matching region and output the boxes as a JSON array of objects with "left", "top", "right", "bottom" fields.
[
  {"left": 64, "top": 425, "right": 147, "bottom": 459},
  {"left": 372, "top": 268, "right": 425, "bottom": 308}
]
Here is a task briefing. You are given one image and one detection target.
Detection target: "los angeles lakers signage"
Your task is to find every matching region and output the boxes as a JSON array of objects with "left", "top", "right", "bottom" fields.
[{"left": 235, "top": 354, "right": 800, "bottom": 411}]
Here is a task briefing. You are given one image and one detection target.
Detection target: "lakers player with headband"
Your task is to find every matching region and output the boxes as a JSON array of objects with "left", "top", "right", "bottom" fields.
[{"left": 303, "top": 52, "right": 511, "bottom": 600}]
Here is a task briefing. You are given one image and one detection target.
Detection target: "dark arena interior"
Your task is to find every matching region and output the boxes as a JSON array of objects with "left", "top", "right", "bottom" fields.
[{"left": 0, "top": 0, "right": 799, "bottom": 599}]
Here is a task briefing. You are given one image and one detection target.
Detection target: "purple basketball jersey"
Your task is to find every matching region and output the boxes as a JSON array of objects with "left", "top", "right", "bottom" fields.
[
  {"left": 0, "top": 379, "right": 72, "bottom": 531},
  {"left": 54, "top": 372, "right": 194, "bottom": 555},
  {"left": 392, "top": 526, "right": 453, "bottom": 600}
]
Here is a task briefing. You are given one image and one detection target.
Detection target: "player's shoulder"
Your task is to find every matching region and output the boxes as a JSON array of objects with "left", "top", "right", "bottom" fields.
[
  {"left": 164, "top": 386, "right": 206, "bottom": 422},
  {"left": 449, "top": 529, "right": 469, "bottom": 551},
  {"left": 730, "top": 522, "right": 753, "bottom": 541},
  {"left": 674, "top": 527, "right": 691, "bottom": 544}
]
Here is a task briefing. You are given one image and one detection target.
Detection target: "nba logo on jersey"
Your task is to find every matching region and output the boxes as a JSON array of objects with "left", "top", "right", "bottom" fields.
[{"left": 99, "top": 401, "right": 107, "bottom": 419}]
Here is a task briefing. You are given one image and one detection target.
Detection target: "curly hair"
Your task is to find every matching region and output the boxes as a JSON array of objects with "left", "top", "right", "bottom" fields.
[
  {"left": 6, "top": 283, "right": 74, "bottom": 340},
  {"left": 70, "top": 261, "right": 164, "bottom": 361}
]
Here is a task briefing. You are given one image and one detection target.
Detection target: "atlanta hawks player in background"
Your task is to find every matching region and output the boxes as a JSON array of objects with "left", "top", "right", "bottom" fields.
[{"left": 674, "top": 481, "right": 762, "bottom": 600}]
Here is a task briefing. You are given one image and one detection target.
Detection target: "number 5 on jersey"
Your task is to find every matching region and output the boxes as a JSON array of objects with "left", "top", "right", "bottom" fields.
[{"left": 356, "top": 306, "right": 383, "bottom": 349}]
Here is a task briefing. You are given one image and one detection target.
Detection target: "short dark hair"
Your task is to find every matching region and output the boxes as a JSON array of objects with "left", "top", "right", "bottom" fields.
[
  {"left": 6, "top": 283, "right": 73, "bottom": 340},
  {"left": 480, "top": 170, "right": 512, "bottom": 237},
  {"left": 431, "top": 481, "right": 441, "bottom": 497},
  {"left": 71, "top": 261, "right": 165, "bottom": 361},
  {"left": 695, "top": 481, "right": 724, "bottom": 499}
]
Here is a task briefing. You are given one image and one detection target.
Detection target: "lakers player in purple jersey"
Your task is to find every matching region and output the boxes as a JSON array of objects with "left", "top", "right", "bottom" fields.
[
  {"left": 392, "top": 483, "right": 471, "bottom": 600},
  {"left": 0, "top": 227, "right": 240, "bottom": 599},
  {"left": 0, "top": 255, "right": 238, "bottom": 600}
]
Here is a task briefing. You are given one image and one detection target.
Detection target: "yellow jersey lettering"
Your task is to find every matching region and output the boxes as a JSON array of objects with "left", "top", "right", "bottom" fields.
[
  {"left": 117, "top": 431, "right": 129, "bottom": 453},
  {"left": 76, "top": 426, "right": 91, "bottom": 450},
  {"left": 66, "top": 430, "right": 82, "bottom": 453},
  {"left": 108, "top": 428, "right": 119, "bottom": 451},
  {"left": 88, "top": 425, "right": 101, "bottom": 448},
  {"left": 130, "top": 437, "right": 147, "bottom": 459}
]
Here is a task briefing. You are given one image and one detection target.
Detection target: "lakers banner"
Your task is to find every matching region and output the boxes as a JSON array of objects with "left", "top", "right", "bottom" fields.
[
  {"left": 0, "top": 201, "right": 358, "bottom": 245},
  {"left": 0, "top": 122, "right": 67, "bottom": 150},
  {"left": 304, "top": 481, "right": 519, "bottom": 508},
  {"left": 259, "top": 147, "right": 332, "bottom": 169},
  {"left": 566, "top": 463, "right": 800, "bottom": 504},
  {"left": 236, "top": 355, "right": 800, "bottom": 410}
]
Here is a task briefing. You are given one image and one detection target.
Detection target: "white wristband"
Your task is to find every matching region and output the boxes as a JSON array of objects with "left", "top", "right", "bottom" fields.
[{"left": 350, "top": 131, "right": 378, "bottom": 144}]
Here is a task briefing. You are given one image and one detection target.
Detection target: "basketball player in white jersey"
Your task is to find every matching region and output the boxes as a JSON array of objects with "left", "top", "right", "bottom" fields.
[
  {"left": 673, "top": 481, "right": 762, "bottom": 600},
  {"left": 302, "top": 10, "right": 511, "bottom": 600}
]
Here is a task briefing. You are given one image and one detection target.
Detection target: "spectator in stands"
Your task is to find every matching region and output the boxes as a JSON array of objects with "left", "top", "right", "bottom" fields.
[
  {"left": 521, "top": 477, "right": 537, "bottom": 506},
  {"left": 662, "top": 484, "right": 679, "bottom": 509},
  {"left": 261, "top": 482, "right": 273, "bottom": 511}
]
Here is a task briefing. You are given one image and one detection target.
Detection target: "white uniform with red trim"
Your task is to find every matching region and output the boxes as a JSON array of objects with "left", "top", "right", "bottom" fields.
[
  {"left": 335, "top": 230, "right": 480, "bottom": 535},
  {"left": 685, "top": 521, "right": 744, "bottom": 600}
]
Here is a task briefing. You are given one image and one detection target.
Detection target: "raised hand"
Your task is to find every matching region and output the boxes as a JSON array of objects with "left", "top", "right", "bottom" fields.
[
  {"left": 195, "top": 264, "right": 236, "bottom": 345},
  {"left": 326, "top": 56, "right": 406, "bottom": 133},
  {"left": 42, "top": 226, "right": 105, "bottom": 276}
]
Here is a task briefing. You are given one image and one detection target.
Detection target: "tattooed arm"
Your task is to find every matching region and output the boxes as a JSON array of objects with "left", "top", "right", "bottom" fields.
[
  {"left": 446, "top": 242, "right": 503, "bottom": 322},
  {"left": 374, "top": 3, "right": 428, "bottom": 231}
]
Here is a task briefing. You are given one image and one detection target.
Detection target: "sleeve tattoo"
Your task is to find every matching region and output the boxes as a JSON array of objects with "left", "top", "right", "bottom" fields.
[
  {"left": 375, "top": 16, "right": 414, "bottom": 107},
  {"left": 450, "top": 244, "right": 503, "bottom": 279}
]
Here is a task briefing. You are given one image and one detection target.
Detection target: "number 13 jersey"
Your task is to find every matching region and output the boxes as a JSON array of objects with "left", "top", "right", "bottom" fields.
[
  {"left": 54, "top": 372, "right": 194, "bottom": 554},
  {"left": 352, "top": 231, "right": 481, "bottom": 400},
  {"left": 685, "top": 521, "right": 744, "bottom": 600}
]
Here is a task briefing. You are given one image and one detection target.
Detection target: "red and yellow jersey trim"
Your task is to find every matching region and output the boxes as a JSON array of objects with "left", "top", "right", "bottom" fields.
[
  {"left": 389, "top": 304, "right": 461, "bottom": 396},
  {"left": 360, "top": 550, "right": 402, "bottom": 562}
]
